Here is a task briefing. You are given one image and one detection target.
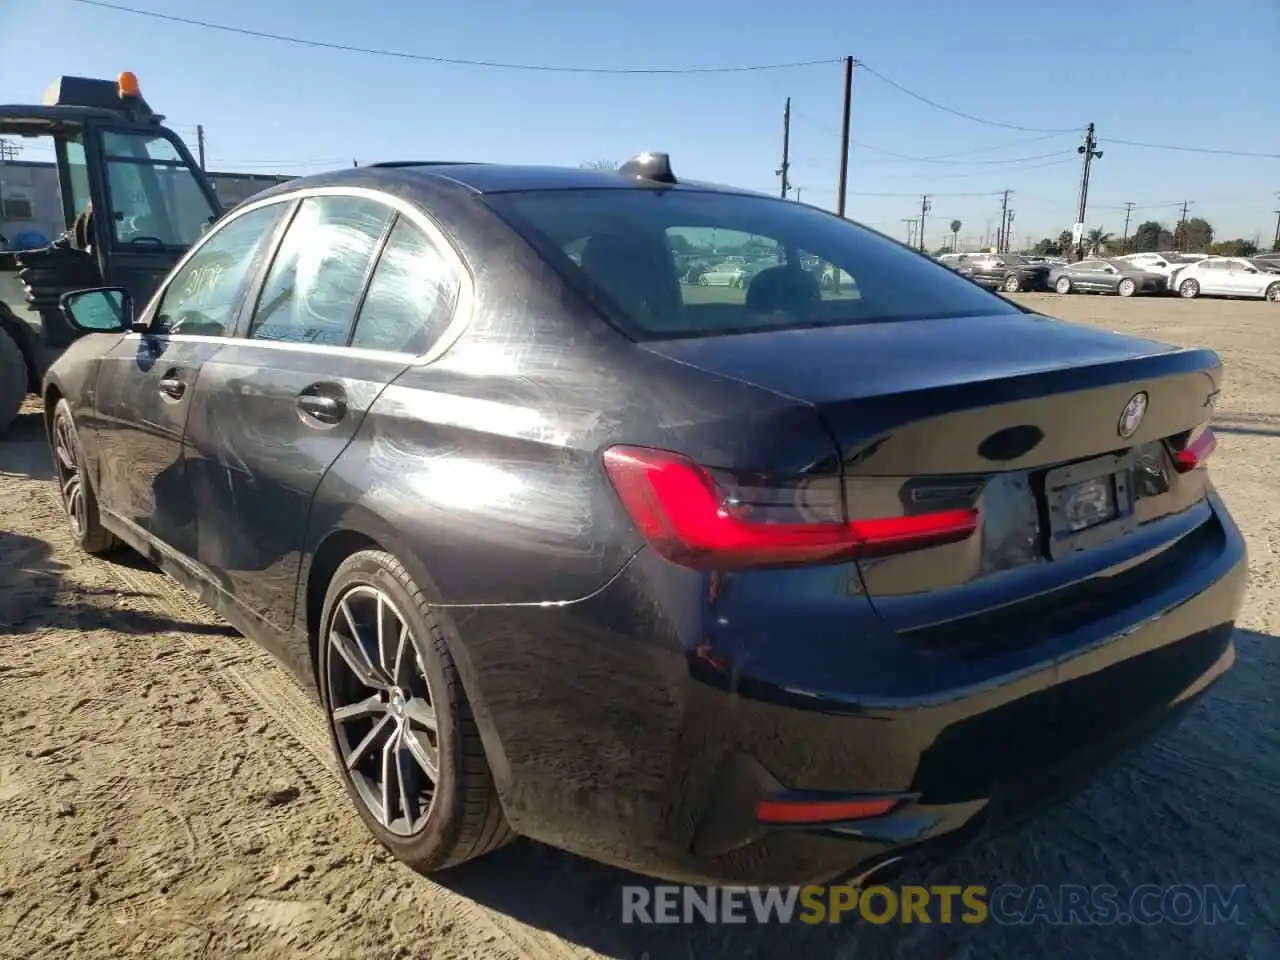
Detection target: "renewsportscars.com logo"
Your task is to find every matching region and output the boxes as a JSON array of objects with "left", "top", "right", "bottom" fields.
[{"left": 621, "top": 884, "right": 1249, "bottom": 926}]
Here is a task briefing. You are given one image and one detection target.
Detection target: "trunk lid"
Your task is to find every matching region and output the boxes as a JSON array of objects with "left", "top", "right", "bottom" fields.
[
  {"left": 640, "top": 313, "right": 1219, "bottom": 475},
  {"left": 642, "top": 313, "right": 1223, "bottom": 630}
]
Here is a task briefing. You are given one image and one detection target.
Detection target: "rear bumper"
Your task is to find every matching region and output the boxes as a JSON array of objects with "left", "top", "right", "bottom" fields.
[{"left": 454, "top": 494, "right": 1248, "bottom": 885}]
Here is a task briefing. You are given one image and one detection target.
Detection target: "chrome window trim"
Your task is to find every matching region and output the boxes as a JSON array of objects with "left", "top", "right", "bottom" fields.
[{"left": 133, "top": 184, "right": 476, "bottom": 367}]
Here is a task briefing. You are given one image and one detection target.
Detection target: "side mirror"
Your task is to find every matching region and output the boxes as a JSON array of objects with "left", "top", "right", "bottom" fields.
[{"left": 59, "top": 287, "right": 138, "bottom": 334}]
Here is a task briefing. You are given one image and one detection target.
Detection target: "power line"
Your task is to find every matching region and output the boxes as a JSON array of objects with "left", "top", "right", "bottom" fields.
[
  {"left": 854, "top": 64, "right": 1279, "bottom": 158},
  {"left": 854, "top": 62, "right": 1076, "bottom": 134},
  {"left": 58, "top": 0, "right": 838, "bottom": 74},
  {"left": 791, "top": 112, "right": 1075, "bottom": 164},
  {"left": 855, "top": 147, "right": 1072, "bottom": 166},
  {"left": 1103, "top": 137, "right": 1279, "bottom": 160}
]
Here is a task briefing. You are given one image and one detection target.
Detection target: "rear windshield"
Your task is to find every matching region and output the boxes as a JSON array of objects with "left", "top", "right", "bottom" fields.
[{"left": 486, "top": 188, "right": 1020, "bottom": 340}]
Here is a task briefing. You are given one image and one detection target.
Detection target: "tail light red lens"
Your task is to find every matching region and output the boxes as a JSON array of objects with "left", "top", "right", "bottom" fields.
[
  {"left": 602, "top": 445, "right": 979, "bottom": 571},
  {"left": 1170, "top": 425, "right": 1216, "bottom": 473}
]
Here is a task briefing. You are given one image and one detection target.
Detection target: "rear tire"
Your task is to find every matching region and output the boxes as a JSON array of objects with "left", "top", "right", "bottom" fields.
[
  {"left": 0, "top": 328, "right": 25, "bottom": 436},
  {"left": 50, "top": 399, "right": 119, "bottom": 555},
  {"left": 1055, "top": 276, "right": 1072, "bottom": 295},
  {"left": 1265, "top": 281, "right": 1280, "bottom": 303},
  {"left": 318, "top": 550, "right": 513, "bottom": 873},
  {"left": 1179, "top": 278, "right": 1200, "bottom": 299},
  {"left": 1118, "top": 278, "right": 1137, "bottom": 298}
]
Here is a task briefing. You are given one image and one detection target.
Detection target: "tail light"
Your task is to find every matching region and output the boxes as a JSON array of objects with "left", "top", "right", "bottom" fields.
[
  {"left": 602, "top": 445, "right": 978, "bottom": 571},
  {"left": 1169, "top": 424, "right": 1216, "bottom": 473}
]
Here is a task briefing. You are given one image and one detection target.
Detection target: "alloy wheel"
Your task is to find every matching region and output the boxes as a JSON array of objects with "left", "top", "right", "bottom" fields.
[
  {"left": 1266, "top": 283, "right": 1280, "bottom": 303},
  {"left": 53, "top": 415, "right": 86, "bottom": 538},
  {"left": 326, "top": 584, "right": 439, "bottom": 837}
]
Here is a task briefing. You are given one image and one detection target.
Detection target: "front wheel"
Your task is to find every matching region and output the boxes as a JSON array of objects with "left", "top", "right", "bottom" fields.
[
  {"left": 50, "top": 398, "right": 119, "bottom": 555},
  {"left": 318, "top": 550, "right": 512, "bottom": 872},
  {"left": 1265, "top": 281, "right": 1280, "bottom": 303},
  {"left": 1118, "top": 278, "right": 1137, "bottom": 298},
  {"left": 1003, "top": 273, "right": 1021, "bottom": 293},
  {"left": 1055, "top": 276, "right": 1072, "bottom": 295},
  {"left": 1179, "top": 278, "right": 1200, "bottom": 299}
]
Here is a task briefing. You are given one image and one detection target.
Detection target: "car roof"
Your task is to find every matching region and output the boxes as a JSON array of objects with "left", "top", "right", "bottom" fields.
[{"left": 263, "top": 162, "right": 769, "bottom": 200}]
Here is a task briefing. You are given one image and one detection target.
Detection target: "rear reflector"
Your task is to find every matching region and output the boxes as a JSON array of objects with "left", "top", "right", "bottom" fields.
[
  {"left": 756, "top": 795, "right": 901, "bottom": 825},
  {"left": 1171, "top": 425, "right": 1216, "bottom": 473},
  {"left": 602, "top": 445, "right": 978, "bottom": 571}
]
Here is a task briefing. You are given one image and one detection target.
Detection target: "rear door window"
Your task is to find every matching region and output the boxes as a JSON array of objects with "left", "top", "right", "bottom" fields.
[
  {"left": 247, "top": 195, "right": 392, "bottom": 347},
  {"left": 350, "top": 217, "right": 462, "bottom": 355},
  {"left": 488, "top": 188, "right": 1018, "bottom": 340}
]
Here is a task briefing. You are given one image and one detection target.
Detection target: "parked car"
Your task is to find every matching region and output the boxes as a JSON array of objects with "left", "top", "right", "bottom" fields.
[
  {"left": 698, "top": 263, "right": 751, "bottom": 288},
  {"left": 1116, "top": 252, "right": 1192, "bottom": 284},
  {"left": 44, "top": 154, "right": 1245, "bottom": 887},
  {"left": 1049, "top": 259, "right": 1168, "bottom": 297},
  {"left": 962, "top": 254, "right": 1053, "bottom": 293},
  {"left": 1171, "top": 257, "right": 1280, "bottom": 301},
  {"left": 935, "top": 253, "right": 972, "bottom": 271}
]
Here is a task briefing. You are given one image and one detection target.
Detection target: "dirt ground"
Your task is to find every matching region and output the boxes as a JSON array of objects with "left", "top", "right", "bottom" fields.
[{"left": 1, "top": 294, "right": 1278, "bottom": 960}]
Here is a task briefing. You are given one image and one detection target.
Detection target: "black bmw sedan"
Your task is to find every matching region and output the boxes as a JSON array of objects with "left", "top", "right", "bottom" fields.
[
  {"left": 43, "top": 153, "right": 1246, "bottom": 887},
  {"left": 961, "top": 253, "right": 1053, "bottom": 293}
]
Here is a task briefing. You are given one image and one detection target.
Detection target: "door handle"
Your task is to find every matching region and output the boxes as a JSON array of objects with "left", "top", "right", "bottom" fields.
[
  {"left": 158, "top": 377, "right": 186, "bottom": 400},
  {"left": 297, "top": 390, "right": 346, "bottom": 424}
]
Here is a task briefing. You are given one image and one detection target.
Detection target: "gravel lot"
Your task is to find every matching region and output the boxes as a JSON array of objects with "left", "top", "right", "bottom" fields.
[{"left": 1, "top": 294, "right": 1277, "bottom": 959}]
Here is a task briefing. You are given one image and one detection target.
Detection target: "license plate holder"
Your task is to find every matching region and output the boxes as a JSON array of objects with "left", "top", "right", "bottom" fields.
[{"left": 1044, "top": 453, "right": 1137, "bottom": 559}]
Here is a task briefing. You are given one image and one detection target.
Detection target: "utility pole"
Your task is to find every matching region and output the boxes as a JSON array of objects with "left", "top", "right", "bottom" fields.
[
  {"left": 1176, "top": 200, "right": 1191, "bottom": 252},
  {"left": 1121, "top": 201, "right": 1135, "bottom": 254},
  {"left": 196, "top": 124, "right": 206, "bottom": 170},
  {"left": 1273, "top": 207, "right": 1280, "bottom": 252},
  {"left": 777, "top": 97, "right": 792, "bottom": 199},
  {"left": 997, "top": 190, "right": 1011, "bottom": 253},
  {"left": 1005, "top": 209, "right": 1016, "bottom": 252},
  {"left": 918, "top": 194, "right": 931, "bottom": 252},
  {"left": 794, "top": 186, "right": 803, "bottom": 203},
  {"left": 901, "top": 218, "right": 917, "bottom": 246},
  {"left": 835, "top": 55, "right": 854, "bottom": 218},
  {"left": 353, "top": 159, "right": 360, "bottom": 168},
  {"left": 1074, "top": 122, "right": 1103, "bottom": 260}
]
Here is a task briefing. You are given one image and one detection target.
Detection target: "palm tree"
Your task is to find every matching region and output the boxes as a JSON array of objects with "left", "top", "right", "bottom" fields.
[
  {"left": 1085, "top": 227, "right": 1113, "bottom": 254},
  {"left": 949, "top": 219, "right": 962, "bottom": 252}
]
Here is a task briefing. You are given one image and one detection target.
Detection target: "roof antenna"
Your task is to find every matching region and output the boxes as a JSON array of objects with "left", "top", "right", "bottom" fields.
[{"left": 619, "top": 152, "right": 677, "bottom": 185}]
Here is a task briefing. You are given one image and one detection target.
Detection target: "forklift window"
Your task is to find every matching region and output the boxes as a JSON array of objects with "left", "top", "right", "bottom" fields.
[
  {"left": 63, "top": 139, "right": 93, "bottom": 218},
  {"left": 99, "top": 131, "right": 217, "bottom": 250}
]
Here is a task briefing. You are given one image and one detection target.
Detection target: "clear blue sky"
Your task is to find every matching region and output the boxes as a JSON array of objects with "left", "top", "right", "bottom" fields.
[{"left": 3, "top": 0, "right": 1278, "bottom": 249}]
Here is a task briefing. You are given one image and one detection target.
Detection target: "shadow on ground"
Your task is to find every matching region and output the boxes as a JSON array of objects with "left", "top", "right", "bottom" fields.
[
  {"left": 0, "top": 528, "right": 237, "bottom": 638},
  {"left": 0, "top": 410, "right": 52, "bottom": 482},
  {"left": 1213, "top": 412, "right": 1280, "bottom": 440},
  {"left": 436, "top": 628, "right": 1279, "bottom": 960}
]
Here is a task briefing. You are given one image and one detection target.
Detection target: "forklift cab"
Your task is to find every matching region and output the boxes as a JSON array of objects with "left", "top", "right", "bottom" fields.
[{"left": 0, "top": 72, "right": 222, "bottom": 400}]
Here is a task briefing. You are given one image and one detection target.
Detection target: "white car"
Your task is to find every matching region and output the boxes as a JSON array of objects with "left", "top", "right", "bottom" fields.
[
  {"left": 1171, "top": 257, "right": 1280, "bottom": 301},
  {"left": 698, "top": 263, "right": 751, "bottom": 288},
  {"left": 1116, "top": 253, "right": 1183, "bottom": 283}
]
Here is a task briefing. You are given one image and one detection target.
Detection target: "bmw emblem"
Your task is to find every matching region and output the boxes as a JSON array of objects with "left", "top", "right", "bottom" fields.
[{"left": 1118, "top": 392, "right": 1149, "bottom": 439}]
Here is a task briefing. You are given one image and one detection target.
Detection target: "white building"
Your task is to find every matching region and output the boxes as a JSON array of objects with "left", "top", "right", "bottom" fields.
[{"left": 1, "top": 159, "right": 291, "bottom": 246}]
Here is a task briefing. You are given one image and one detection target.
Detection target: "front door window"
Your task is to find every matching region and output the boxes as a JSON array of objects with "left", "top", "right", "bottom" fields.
[{"left": 99, "top": 130, "right": 219, "bottom": 249}]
